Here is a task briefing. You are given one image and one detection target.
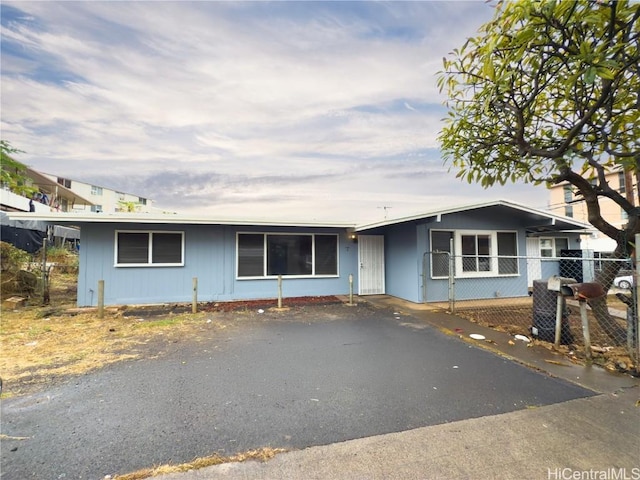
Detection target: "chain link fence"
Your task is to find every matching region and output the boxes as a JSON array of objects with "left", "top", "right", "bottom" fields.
[{"left": 441, "top": 251, "right": 638, "bottom": 374}]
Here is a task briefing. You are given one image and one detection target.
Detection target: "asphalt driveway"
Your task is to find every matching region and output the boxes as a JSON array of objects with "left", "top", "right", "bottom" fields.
[{"left": 1, "top": 302, "right": 594, "bottom": 479}]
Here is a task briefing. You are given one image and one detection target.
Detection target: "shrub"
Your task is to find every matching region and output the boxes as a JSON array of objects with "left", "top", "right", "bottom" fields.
[
  {"left": 35, "top": 245, "right": 78, "bottom": 268},
  {"left": 0, "top": 241, "right": 31, "bottom": 272}
]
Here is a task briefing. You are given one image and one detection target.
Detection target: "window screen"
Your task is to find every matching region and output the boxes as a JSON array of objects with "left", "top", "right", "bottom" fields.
[
  {"left": 238, "top": 234, "right": 264, "bottom": 277},
  {"left": 315, "top": 235, "right": 338, "bottom": 275},
  {"left": 117, "top": 232, "right": 149, "bottom": 264},
  {"left": 116, "top": 231, "right": 183, "bottom": 266},
  {"left": 431, "top": 231, "right": 453, "bottom": 277},
  {"left": 152, "top": 233, "right": 183, "bottom": 264},
  {"left": 497, "top": 232, "right": 517, "bottom": 274}
]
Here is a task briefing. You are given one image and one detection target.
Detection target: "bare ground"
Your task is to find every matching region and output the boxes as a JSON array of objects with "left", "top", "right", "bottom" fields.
[{"left": 0, "top": 270, "right": 350, "bottom": 397}]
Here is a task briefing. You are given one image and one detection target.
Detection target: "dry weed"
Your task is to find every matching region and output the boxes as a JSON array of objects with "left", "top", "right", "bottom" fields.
[
  {"left": 112, "top": 447, "right": 287, "bottom": 479},
  {"left": 0, "top": 297, "right": 228, "bottom": 395}
]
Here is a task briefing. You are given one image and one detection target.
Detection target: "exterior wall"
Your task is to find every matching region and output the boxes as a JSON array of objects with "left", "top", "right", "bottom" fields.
[
  {"left": 77, "top": 223, "right": 356, "bottom": 306},
  {"left": 383, "top": 222, "right": 420, "bottom": 302},
  {"left": 541, "top": 259, "right": 561, "bottom": 280},
  {"left": 371, "top": 209, "right": 582, "bottom": 304}
]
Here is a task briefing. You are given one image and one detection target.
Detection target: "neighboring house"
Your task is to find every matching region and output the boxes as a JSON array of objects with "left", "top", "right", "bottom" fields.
[
  {"left": 38, "top": 171, "right": 155, "bottom": 213},
  {"left": 1, "top": 168, "right": 94, "bottom": 213},
  {"left": 1, "top": 167, "right": 152, "bottom": 252},
  {"left": 548, "top": 168, "right": 638, "bottom": 252},
  {"left": 8, "top": 200, "right": 591, "bottom": 307},
  {"left": 1, "top": 168, "right": 90, "bottom": 251}
]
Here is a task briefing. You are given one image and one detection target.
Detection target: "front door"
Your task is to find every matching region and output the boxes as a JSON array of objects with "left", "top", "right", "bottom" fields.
[
  {"left": 358, "top": 235, "right": 385, "bottom": 295},
  {"left": 526, "top": 237, "right": 541, "bottom": 289}
]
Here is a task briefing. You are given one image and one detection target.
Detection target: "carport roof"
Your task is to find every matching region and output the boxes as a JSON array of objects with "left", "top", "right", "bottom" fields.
[{"left": 355, "top": 199, "right": 592, "bottom": 234}]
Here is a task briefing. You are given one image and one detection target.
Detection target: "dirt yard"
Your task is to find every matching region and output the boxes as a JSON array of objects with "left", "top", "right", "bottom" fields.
[
  {"left": 0, "top": 269, "right": 351, "bottom": 397},
  {"left": 454, "top": 297, "right": 638, "bottom": 376}
]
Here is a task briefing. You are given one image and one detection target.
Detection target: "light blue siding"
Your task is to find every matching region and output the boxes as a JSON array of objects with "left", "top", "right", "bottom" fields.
[
  {"left": 77, "top": 223, "right": 356, "bottom": 306},
  {"left": 384, "top": 222, "right": 421, "bottom": 303},
  {"left": 74, "top": 204, "right": 584, "bottom": 306},
  {"left": 541, "top": 259, "right": 561, "bottom": 280},
  {"left": 360, "top": 210, "right": 582, "bottom": 304}
]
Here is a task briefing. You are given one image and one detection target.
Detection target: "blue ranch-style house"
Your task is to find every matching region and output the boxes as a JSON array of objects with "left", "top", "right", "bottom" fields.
[{"left": 8, "top": 200, "right": 591, "bottom": 307}]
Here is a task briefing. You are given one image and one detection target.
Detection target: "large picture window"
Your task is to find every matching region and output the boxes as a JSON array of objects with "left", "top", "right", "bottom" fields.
[
  {"left": 430, "top": 229, "right": 518, "bottom": 278},
  {"left": 116, "top": 231, "right": 184, "bottom": 266},
  {"left": 237, "top": 233, "right": 338, "bottom": 278}
]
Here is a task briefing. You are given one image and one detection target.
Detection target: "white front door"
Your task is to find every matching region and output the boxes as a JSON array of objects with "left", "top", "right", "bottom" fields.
[
  {"left": 358, "top": 235, "right": 385, "bottom": 295},
  {"left": 526, "top": 237, "right": 541, "bottom": 288}
]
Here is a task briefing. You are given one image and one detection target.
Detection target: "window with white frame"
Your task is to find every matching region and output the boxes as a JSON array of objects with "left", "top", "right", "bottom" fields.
[
  {"left": 539, "top": 237, "right": 569, "bottom": 258},
  {"left": 237, "top": 233, "right": 338, "bottom": 278},
  {"left": 115, "top": 231, "right": 184, "bottom": 266},
  {"left": 91, "top": 185, "right": 103, "bottom": 195},
  {"left": 430, "top": 229, "right": 518, "bottom": 278}
]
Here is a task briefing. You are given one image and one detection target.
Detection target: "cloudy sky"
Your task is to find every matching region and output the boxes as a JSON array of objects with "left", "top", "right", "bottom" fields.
[{"left": 1, "top": 1, "right": 548, "bottom": 223}]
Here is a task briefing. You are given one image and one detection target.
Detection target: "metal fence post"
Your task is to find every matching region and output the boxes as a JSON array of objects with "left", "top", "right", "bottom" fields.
[
  {"left": 636, "top": 234, "right": 640, "bottom": 363},
  {"left": 448, "top": 249, "right": 455, "bottom": 314}
]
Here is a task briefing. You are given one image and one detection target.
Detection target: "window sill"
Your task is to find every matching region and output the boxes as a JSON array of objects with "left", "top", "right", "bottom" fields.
[
  {"left": 115, "top": 263, "right": 185, "bottom": 268},
  {"left": 237, "top": 275, "right": 340, "bottom": 280}
]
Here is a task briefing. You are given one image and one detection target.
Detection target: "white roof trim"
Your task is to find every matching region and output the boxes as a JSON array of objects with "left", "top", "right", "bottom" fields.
[
  {"left": 5, "top": 199, "right": 592, "bottom": 231},
  {"left": 4, "top": 211, "right": 355, "bottom": 228},
  {"left": 355, "top": 199, "right": 591, "bottom": 231}
]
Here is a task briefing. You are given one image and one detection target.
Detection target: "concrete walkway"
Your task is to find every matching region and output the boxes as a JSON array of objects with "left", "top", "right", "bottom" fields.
[{"left": 157, "top": 295, "right": 640, "bottom": 480}]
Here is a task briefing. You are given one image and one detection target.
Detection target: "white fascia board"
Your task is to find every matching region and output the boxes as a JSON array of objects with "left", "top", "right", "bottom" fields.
[
  {"left": 355, "top": 199, "right": 591, "bottom": 231},
  {"left": 4, "top": 212, "right": 355, "bottom": 229}
]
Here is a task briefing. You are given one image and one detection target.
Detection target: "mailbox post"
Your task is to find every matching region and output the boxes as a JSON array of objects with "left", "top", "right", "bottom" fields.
[
  {"left": 559, "top": 282, "right": 605, "bottom": 361},
  {"left": 547, "top": 276, "right": 577, "bottom": 347}
]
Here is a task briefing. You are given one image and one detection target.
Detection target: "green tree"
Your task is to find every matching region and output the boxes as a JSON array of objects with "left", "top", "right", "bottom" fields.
[
  {"left": 0, "top": 140, "right": 36, "bottom": 197},
  {"left": 438, "top": 0, "right": 639, "bottom": 343},
  {"left": 118, "top": 200, "right": 140, "bottom": 212}
]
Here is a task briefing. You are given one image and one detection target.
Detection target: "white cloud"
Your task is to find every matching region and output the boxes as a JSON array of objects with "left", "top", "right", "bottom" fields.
[{"left": 1, "top": 1, "right": 549, "bottom": 221}]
